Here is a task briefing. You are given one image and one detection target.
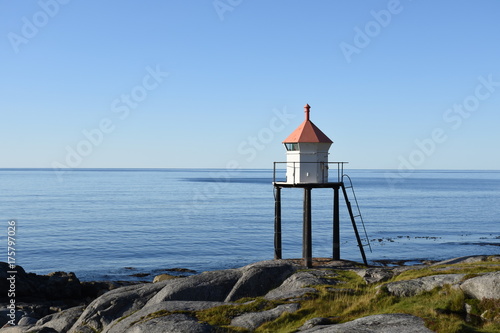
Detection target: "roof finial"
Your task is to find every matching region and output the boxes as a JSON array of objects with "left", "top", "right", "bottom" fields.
[{"left": 304, "top": 104, "right": 310, "bottom": 121}]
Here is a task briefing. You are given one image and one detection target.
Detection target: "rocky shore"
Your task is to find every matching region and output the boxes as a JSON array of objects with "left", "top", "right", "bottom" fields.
[{"left": 1, "top": 255, "right": 499, "bottom": 332}]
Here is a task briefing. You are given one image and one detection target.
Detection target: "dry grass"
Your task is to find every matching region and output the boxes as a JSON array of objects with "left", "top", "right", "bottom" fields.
[
  {"left": 257, "top": 262, "right": 500, "bottom": 333},
  {"left": 190, "top": 260, "right": 500, "bottom": 333}
]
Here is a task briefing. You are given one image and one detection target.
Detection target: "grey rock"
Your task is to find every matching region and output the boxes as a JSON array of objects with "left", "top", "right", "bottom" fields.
[
  {"left": 225, "top": 260, "right": 296, "bottom": 302},
  {"left": 81, "top": 281, "right": 120, "bottom": 299},
  {"left": 384, "top": 274, "right": 465, "bottom": 297},
  {"left": 431, "top": 255, "right": 490, "bottom": 266},
  {"left": 460, "top": 271, "right": 500, "bottom": 300},
  {"left": 120, "top": 313, "right": 213, "bottom": 333},
  {"left": 392, "top": 265, "right": 427, "bottom": 276},
  {"left": 0, "top": 263, "right": 82, "bottom": 301},
  {"left": 43, "top": 272, "right": 82, "bottom": 300},
  {"left": 0, "top": 328, "right": 25, "bottom": 333},
  {"left": 0, "top": 309, "right": 26, "bottom": 327},
  {"left": 0, "top": 327, "right": 54, "bottom": 333},
  {"left": 104, "top": 301, "right": 226, "bottom": 333},
  {"left": 300, "top": 313, "right": 434, "bottom": 332},
  {"left": 18, "top": 327, "right": 58, "bottom": 333},
  {"left": 68, "top": 327, "right": 95, "bottom": 333},
  {"left": 31, "top": 306, "right": 84, "bottom": 333},
  {"left": 230, "top": 303, "right": 300, "bottom": 330},
  {"left": 153, "top": 274, "right": 178, "bottom": 283},
  {"left": 464, "top": 303, "right": 474, "bottom": 323},
  {"left": 147, "top": 269, "right": 242, "bottom": 305},
  {"left": 265, "top": 270, "right": 337, "bottom": 301},
  {"left": 69, "top": 281, "right": 170, "bottom": 333},
  {"left": 17, "top": 316, "right": 37, "bottom": 326},
  {"left": 0, "top": 263, "right": 36, "bottom": 297},
  {"left": 299, "top": 317, "right": 332, "bottom": 330},
  {"left": 148, "top": 260, "right": 296, "bottom": 305},
  {"left": 353, "top": 268, "right": 394, "bottom": 284}
]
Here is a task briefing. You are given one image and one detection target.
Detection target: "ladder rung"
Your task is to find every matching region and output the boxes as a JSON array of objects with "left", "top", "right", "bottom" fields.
[{"left": 353, "top": 214, "right": 361, "bottom": 218}]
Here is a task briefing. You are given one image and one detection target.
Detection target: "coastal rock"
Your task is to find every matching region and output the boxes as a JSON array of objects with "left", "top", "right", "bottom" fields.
[
  {"left": 118, "top": 313, "right": 213, "bottom": 333},
  {"left": 17, "top": 316, "right": 37, "bottom": 327},
  {"left": 12, "top": 326, "right": 58, "bottom": 333},
  {"left": 460, "top": 271, "right": 500, "bottom": 300},
  {"left": 0, "top": 328, "right": 25, "bottom": 333},
  {"left": 0, "top": 263, "right": 82, "bottom": 301},
  {"left": 0, "top": 309, "right": 27, "bottom": 327},
  {"left": 147, "top": 269, "right": 242, "bottom": 305},
  {"left": 0, "top": 263, "right": 36, "bottom": 298},
  {"left": 44, "top": 272, "right": 82, "bottom": 300},
  {"left": 148, "top": 260, "right": 296, "bottom": 305},
  {"left": 3, "top": 257, "right": 499, "bottom": 333},
  {"left": 80, "top": 281, "right": 121, "bottom": 299},
  {"left": 265, "top": 270, "right": 337, "bottom": 301},
  {"left": 300, "top": 313, "right": 434, "bottom": 332},
  {"left": 384, "top": 274, "right": 465, "bottom": 297},
  {"left": 224, "top": 260, "right": 296, "bottom": 302},
  {"left": 230, "top": 303, "right": 300, "bottom": 330},
  {"left": 354, "top": 268, "right": 394, "bottom": 284},
  {"left": 153, "top": 274, "right": 179, "bottom": 283},
  {"left": 30, "top": 306, "right": 84, "bottom": 333},
  {"left": 69, "top": 281, "right": 170, "bottom": 333},
  {"left": 298, "top": 317, "right": 333, "bottom": 331},
  {"left": 104, "top": 301, "right": 225, "bottom": 333},
  {"left": 431, "top": 255, "right": 490, "bottom": 266},
  {"left": 0, "top": 262, "right": 123, "bottom": 306}
]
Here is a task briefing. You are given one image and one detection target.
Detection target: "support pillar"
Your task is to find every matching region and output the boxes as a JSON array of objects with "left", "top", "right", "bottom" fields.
[
  {"left": 303, "top": 187, "right": 312, "bottom": 267},
  {"left": 274, "top": 186, "right": 282, "bottom": 260},
  {"left": 333, "top": 187, "right": 340, "bottom": 260}
]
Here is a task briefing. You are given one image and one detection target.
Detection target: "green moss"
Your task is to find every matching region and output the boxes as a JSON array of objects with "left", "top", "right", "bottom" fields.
[
  {"left": 389, "top": 262, "right": 499, "bottom": 284},
  {"left": 461, "top": 273, "right": 480, "bottom": 282},
  {"left": 129, "top": 309, "right": 194, "bottom": 326},
  {"left": 257, "top": 308, "right": 318, "bottom": 333},
  {"left": 196, "top": 298, "right": 285, "bottom": 327},
  {"left": 76, "top": 325, "right": 101, "bottom": 333},
  {"left": 114, "top": 310, "right": 138, "bottom": 323}
]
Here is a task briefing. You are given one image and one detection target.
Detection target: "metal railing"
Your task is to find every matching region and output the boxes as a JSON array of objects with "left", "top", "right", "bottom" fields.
[{"left": 273, "top": 161, "right": 348, "bottom": 184}]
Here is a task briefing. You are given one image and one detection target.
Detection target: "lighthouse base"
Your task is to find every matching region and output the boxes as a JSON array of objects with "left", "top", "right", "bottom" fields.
[{"left": 273, "top": 181, "right": 368, "bottom": 268}]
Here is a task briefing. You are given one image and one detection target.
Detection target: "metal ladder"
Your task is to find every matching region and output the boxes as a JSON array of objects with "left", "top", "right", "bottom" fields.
[{"left": 341, "top": 174, "right": 372, "bottom": 265}]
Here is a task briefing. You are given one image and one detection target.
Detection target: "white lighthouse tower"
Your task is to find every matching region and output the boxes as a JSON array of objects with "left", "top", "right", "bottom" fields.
[{"left": 282, "top": 104, "right": 333, "bottom": 184}]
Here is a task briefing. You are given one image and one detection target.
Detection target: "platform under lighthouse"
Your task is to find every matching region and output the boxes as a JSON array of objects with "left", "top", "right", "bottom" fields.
[{"left": 273, "top": 104, "right": 371, "bottom": 267}]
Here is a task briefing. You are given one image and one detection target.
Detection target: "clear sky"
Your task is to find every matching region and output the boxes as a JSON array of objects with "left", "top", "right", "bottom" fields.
[{"left": 1, "top": 0, "right": 499, "bottom": 170}]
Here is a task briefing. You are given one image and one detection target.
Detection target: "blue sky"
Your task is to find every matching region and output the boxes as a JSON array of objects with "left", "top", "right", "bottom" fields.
[{"left": 1, "top": 0, "right": 499, "bottom": 170}]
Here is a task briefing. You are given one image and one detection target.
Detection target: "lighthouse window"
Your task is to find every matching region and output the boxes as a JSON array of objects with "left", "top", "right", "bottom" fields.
[{"left": 285, "top": 143, "right": 299, "bottom": 151}]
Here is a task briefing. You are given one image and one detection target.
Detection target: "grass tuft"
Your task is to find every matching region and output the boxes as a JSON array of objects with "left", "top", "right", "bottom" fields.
[{"left": 196, "top": 298, "right": 285, "bottom": 327}]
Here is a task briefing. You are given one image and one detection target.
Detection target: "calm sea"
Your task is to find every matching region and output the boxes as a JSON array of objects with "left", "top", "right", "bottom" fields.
[{"left": 0, "top": 168, "right": 499, "bottom": 281}]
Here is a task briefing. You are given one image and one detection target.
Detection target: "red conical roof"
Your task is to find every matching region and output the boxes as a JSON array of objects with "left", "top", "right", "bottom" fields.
[{"left": 282, "top": 104, "right": 333, "bottom": 143}]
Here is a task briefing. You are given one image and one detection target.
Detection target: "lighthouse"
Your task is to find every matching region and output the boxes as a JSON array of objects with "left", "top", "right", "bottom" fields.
[
  {"left": 283, "top": 104, "right": 333, "bottom": 184},
  {"left": 273, "top": 104, "right": 371, "bottom": 267}
]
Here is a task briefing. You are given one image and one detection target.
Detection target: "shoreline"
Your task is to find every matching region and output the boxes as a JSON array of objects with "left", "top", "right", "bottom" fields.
[
  {"left": 1, "top": 254, "right": 499, "bottom": 332},
  {"left": 15, "top": 254, "right": 500, "bottom": 283}
]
